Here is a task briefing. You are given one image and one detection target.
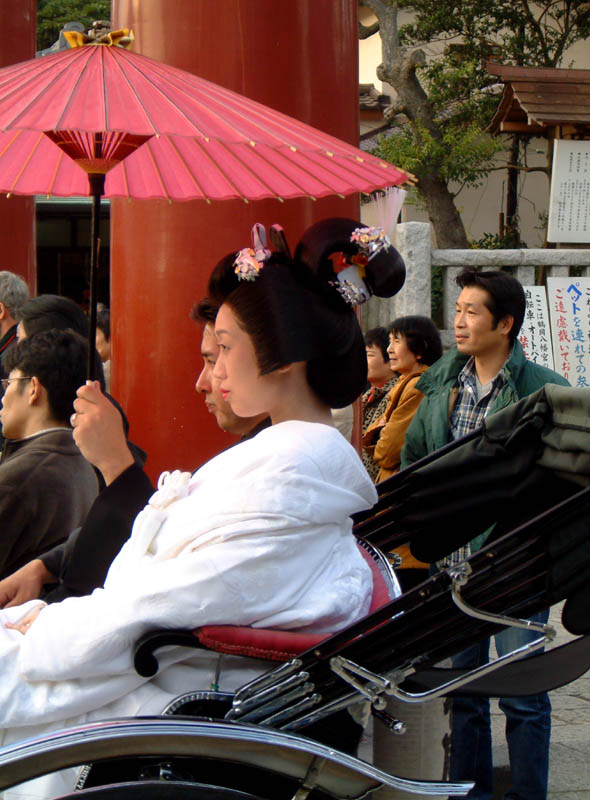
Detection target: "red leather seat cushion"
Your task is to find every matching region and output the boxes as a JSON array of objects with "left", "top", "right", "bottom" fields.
[
  {"left": 196, "top": 543, "right": 391, "bottom": 661},
  {"left": 196, "top": 626, "right": 326, "bottom": 661}
]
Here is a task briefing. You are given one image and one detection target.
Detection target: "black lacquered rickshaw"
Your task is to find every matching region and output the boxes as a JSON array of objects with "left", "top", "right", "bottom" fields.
[{"left": 1, "top": 385, "right": 588, "bottom": 799}]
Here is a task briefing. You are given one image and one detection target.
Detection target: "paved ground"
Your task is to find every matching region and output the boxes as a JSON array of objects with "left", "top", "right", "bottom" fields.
[
  {"left": 491, "top": 603, "right": 590, "bottom": 799},
  {"left": 360, "top": 602, "right": 590, "bottom": 798}
]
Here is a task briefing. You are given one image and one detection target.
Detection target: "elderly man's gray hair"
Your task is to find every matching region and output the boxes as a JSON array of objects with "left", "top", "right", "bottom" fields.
[{"left": 0, "top": 271, "right": 29, "bottom": 320}]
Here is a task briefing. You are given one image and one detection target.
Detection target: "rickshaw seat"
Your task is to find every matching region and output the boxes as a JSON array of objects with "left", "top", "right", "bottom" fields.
[
  {"left": 195, "top": 626, "right": 325, "bottom": 662},
  {"left": 195, "top": 542, "right": 393, "bottom": 660},
  {"left": 134, "top": 540, "right": 394, "bottom": 676}
]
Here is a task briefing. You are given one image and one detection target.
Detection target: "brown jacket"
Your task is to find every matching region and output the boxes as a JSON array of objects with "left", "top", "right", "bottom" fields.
[
  {"left": 362, "top": 365, "right": 428, "bottom": 571},
  {"left": 363, "top": 364, "right": 428, "bottom": 482}
]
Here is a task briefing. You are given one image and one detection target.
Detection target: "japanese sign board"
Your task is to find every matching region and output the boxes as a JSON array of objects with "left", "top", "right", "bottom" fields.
[
  {"left": 519, "top": 287, "right": 554, "bottom": 371},
  {"left": 547, "top": 277, "right": 590, "bottom": 387},
  {"left": 548, "top": 140, "right": 590, "bottom": 243}
]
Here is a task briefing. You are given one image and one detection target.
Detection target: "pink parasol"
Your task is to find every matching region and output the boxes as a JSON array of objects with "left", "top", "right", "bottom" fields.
[
  {"left": 0, "top": 128, "right": 408, "bottom": 202},
  {"left": 0, "top": 28, "right": 410, "bottom": 374}
]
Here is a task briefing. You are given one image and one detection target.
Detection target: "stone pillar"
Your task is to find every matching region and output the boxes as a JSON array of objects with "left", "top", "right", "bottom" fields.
[
  {"left": 111, "top": 0, "right": 359, "bottom": 479},
  {"left": 0, "top": 0, "right": 37, "bottom": 290},
  {"left": 514, "top": 266, "right": 535, "bottom": 286},
  {"left": 394, "top": 222, "right": 432, "bottom": 317}
]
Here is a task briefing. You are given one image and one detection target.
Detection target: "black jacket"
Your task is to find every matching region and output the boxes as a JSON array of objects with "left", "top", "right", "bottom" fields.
[
  {"left": 0, "top": 429, "right": 99, "bottom": 579},
  {"left": 42, "top": 463, "right": 154, "bottom": 601}
]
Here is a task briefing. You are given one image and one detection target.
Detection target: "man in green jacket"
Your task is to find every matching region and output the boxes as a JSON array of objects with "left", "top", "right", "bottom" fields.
[
  {"left": 401, "top": 269, "right": 569, "bottom": 800},
  {"left": 401, "top": 293, "right": 568, "bottom": 472}
]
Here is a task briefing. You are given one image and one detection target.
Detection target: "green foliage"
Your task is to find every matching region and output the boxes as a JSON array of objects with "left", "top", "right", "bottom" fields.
[
  {"left": 470, "top": 231, "right": 527, "bottom": 249},
  {"left": 419, "top": 58, "right": 496, "bottom": 126},
  {"left": 366, "top": 0, "right": 590, "bottom": 240},
  {"left": 430, "top": 263, "right": 443, "bottom": 327},
  {"left": 374, "top": 120, "right": 502, "bottom": 190},
  {"left": 37, "top": 0, "right": 111, "bottom": 51},
  {"left": 398, "top": 0, "right": 590, "bottom": 69}
]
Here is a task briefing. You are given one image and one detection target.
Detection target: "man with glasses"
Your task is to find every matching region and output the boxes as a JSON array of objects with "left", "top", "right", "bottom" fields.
[
  {"left": 0, "top": 299, "right": 269, "bottom": 606},
  {"left": 0, "top": 329, "right": 98, "bottom": 579}
]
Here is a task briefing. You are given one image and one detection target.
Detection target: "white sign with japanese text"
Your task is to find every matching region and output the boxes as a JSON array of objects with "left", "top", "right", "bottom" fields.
[
  {"left": 547, "top": 277, "right": 590, "bottom": 387},
  {"left": 548, "top": 140, "right": 590, "bottom": 243},
  {"left": 519, "top": 287, "right": 554, "bottom": 370}
]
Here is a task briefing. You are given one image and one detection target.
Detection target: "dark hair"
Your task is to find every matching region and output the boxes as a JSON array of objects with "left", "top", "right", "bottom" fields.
[
  {"left": 17, "top": 294, "right": 105, "bottom": 389},
  {"left": 18, "top": 294, "right": 89, "bottom": 338},
  {"left": 189, "top": 296, "right": 218, "bottom": 325},
  {"left": 96, "top": 306, "right": 110, "bottom": 341},
  {"left": 208, "top": 219, "right": 405, "bottom": 408},
  {"left": 456, "top": 270, "right": 525, "bottom": 344},
  {"left": 388, "top": 315, "right": 443, "bottom": 366},
  {"left": 365, "top": 327, "right": 390, "bottom": 363},
  {"left": 3, "top": 329, "right": 89, "bottom": 423},
  {"left": 294, "top": 217, "right": 405, "bottom": 302}
]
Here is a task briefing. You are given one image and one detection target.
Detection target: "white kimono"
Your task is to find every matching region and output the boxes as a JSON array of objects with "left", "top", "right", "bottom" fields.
[{"left": 0, "top": 421, "right": 377, "bottom": 799}]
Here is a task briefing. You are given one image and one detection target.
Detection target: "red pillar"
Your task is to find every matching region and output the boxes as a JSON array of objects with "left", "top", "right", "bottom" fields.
[
  {"left": 0, "top": 1, "right": 36, "bottom": 290},
  {"left": 111, "top": 0, "right": 359, "bottom": 480}
]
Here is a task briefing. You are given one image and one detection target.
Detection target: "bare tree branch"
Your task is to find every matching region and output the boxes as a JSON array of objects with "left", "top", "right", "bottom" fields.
[
  {"left": 487, "top": 164, "right": 550, "bottom": 174},
  {"left": 450, "top": 181, "right": 467, "bottom": 199},
  {"left": 519, "top": 0, "right": 552, "bottom": 63},
  {"left": 358, "top": 20, "right": 380, "bottom": 38}
]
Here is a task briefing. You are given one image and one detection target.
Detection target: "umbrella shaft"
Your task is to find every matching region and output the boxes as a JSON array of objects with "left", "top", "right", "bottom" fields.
[{"left": 87, "top": 173, "right": 106, "bottom": 381}]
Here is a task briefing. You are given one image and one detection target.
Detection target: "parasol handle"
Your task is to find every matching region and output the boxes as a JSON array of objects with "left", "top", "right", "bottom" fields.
[{"left": 87, "top": 172, "right": 106, "bottom": 381}]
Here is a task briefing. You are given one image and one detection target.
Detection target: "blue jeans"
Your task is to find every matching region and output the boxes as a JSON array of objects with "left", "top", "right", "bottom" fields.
[{"left": 449, "top": 609, "right": 551, "bottom": 800}]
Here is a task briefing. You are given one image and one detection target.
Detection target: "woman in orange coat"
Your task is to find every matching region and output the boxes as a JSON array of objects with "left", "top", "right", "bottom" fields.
[
  {"left": 362, "top": 315, "right": 442, "bottom": 590},
  {"left": 361, "top": 327, "right": 399, "bottom": 480},
  {"left": 363, "top": 315, "right": 442, "bottom": 480}
]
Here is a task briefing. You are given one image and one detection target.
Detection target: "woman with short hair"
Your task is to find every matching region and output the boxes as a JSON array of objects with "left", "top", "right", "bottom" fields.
[
  {"left": 363, "top": 315, "right": 442, "bottom": 590},
  {"left": 361, "top": 326, "right": 399, "bottom": 479}
]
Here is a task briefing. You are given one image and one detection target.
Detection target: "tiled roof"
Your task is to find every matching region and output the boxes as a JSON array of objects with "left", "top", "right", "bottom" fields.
[
  {"left": 487, "top": 62, "right": 590, "bottom": 134},
  {"left": 359, "top": 83, "right": 390, "bottom": 113}
]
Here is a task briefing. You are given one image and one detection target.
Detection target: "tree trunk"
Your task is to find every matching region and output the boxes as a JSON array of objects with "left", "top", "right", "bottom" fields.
[
  {"left": 420, "top": 173, "right": 469, "bottom": 248},
  {"left": 363, "top": 1, "right": 469, "bottom": 248},
  {"left": 381, "top": 52, "right": 470, "bottom": 248},
  {"left": 506, "top": 134, "right": 520, "bottom": 243}
]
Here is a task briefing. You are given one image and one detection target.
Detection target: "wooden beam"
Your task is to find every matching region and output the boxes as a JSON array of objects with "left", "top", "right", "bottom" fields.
[
  {"left": 499, "top": 121, "right": 547, "bottom": 134},
  {"left": 560, "top": 123, "right": 590, "bottom": 137}
]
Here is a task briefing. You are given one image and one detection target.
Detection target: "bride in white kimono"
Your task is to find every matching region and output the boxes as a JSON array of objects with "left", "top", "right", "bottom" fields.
[{"left": 0, "top": 218, "right": 405, "bottom": 799}]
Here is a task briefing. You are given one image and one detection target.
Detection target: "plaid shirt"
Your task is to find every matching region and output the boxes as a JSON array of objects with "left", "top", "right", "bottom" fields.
[
  {"left": 439, "top": 357, "right": 508, "bottom": 568},
  {"left": 449, "top": 357, "right": 508, "bottom": 441}
]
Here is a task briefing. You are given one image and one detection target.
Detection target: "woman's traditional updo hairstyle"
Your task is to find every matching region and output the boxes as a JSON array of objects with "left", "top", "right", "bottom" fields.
[
  {"left": 294, "top": 217, "right": 405, "bottom": 302},
  {"left": 208, "top": 219, "right": 406, "bottom": 408}
]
